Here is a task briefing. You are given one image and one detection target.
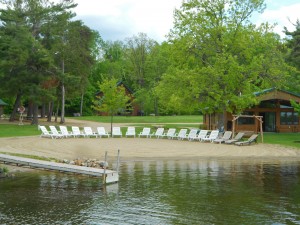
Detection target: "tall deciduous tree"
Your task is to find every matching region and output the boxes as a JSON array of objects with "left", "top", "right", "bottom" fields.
[
  {"left": 284, "top": 20, "right": 300, "bottom": 92},
  {"left": 156, "top": 0, "right": 290, "bottom": 118},
  {"left": 93, "top": 78, "right": 131, "bottom": 133}
]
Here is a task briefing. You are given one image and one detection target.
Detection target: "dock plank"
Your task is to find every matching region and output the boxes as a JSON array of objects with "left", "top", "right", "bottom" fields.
[{"left": 0, "top": 154, "right": 119, "bottom": 183}]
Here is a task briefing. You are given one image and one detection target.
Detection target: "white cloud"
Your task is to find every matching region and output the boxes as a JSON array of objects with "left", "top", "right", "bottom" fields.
[
  {"left": 74, "top": 1, "right": 299, "bottom": 41},
  {"left": 256, "top": 3, "right": 300, "bottom": 37},
  {"left": 74, "top": 0, "right": 182, "bottom": 41}
]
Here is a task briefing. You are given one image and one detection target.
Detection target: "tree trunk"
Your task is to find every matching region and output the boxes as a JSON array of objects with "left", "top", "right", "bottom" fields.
[
  {"left": 55, "top": 100, "right": 59, "bottom": 123},
  {"left": 27, "top": 101, "right": 34, "bottom": 120},
  {"left": 9, "top": 92, "right": 22, "bottom": 122},
  {"left": 41, "top": 103, "right": 46, "bottom": 118},
  {"left": 60, "top": 58, "right": 65, "bottom": 124},
  {"left": 31, "top": 103, "right": 39, "bottom": 125},
  {"left": 80, "top": 92, "right": 84, "bottom": 116},
  {"left": 47, "top": 101, "right": 53, "bottom": 122},
  {"left": 110, "top": 113, "right": 113, "bottom": 134},
  {"left": 60, "top": 83, "right": 65, "bottom": 124}
]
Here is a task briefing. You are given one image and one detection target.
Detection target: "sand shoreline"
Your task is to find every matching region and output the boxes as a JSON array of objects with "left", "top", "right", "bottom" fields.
[
  {"left": 1, "top": 135, "right": 300, "bottom": 162},
  {"left": 1, "top": 118, "right": 300, "bottom": 163}
]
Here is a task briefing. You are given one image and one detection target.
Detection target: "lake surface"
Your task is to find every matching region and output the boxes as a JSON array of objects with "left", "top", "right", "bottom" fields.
[{"left": 1, "top": 159, "right": 300, "bottom": 224}]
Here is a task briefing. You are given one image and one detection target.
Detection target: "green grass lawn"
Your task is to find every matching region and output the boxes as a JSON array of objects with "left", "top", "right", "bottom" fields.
[
  {"left": 76, "top": 115, "right": 203, "bottom": 123},
  {"left": 0, "top": 124, "right": 40, "bottom": 137}
]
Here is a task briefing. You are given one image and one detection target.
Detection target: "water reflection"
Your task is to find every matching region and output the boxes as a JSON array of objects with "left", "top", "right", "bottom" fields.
[{"left": 0, "top": 159, "right": 300, "bottom": 224}]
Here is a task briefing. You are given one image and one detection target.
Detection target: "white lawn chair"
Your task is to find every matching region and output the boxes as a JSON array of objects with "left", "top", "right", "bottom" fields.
[
  {"left": 125, "top": 127, "right": 136, "bottom": 138},
  {"left": 84, "top": 127, "right": 98, "bottom": 138},
  {"left": 138, "top": 127, "right": 151, "bottom": 138},
  {"left": 164, "top": 128, "right": 177, "bottom": 139},
  {"left": 39, "top": 125, "right": 53, "bottom": 139},
  {"left": 112, "top": 127, "right": 122, "bottom": 137},
  {"left": 151, "top": 128, "right": 164, "bottom": 139},
  {"left": 49, "top": 125, "right": 64, "bottom": 138},
  {"left": 59, "top": 125, "right": 74, "bottom": 138},
  {"left": 213, "top": 131, "right": 232, "bottom": 144},
  {"left": 225, "top": 132, "right": 244, "bottom": 144},
  {"left": 96, "top": 127, "right": 110, "bottom": 138},
  {"left": 176, "top": 129, "right": 188, "bottom": 140},
  {"left": 187, "top": 129, "right": 198, "bottom": 141},
  {"left": 201, "top": 130, "right": 219, "bottom": 142},
  {"left": 235, "top": 134, "right": 258, "bottom": 146},
  {"left": 71, "top": 126, "right": 86, "bottom": 138},
  {"left": 193, "top": 130, "right": 208, "bottom": 141}
]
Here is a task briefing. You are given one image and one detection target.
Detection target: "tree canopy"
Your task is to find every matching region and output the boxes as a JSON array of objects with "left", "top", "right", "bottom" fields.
[{"left": 0, "top": 0, "right": 299, "bottom": 121}]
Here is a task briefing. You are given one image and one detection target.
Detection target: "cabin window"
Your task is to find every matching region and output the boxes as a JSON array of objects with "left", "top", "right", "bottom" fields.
[{"left": 280, "top": 112, "right": 299, "bottom": 125}]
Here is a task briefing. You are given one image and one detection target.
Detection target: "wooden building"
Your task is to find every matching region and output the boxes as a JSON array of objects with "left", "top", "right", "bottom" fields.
[{"left": 204, "top": 88, "right": 300, "bottom": 133}]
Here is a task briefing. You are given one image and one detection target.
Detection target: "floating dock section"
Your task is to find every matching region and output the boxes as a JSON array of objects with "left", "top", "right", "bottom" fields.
[{"left": 0, "top": 153, "right": 119, "bottom": 184}]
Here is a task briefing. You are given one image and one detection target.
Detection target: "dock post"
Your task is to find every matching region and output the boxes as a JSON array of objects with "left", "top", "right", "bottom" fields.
[
  {"left": 116, "top": 149, "right": 120, "bottom": 174},
  {"left": 102, "top": 151, "right": 108, "bottom": 184}
]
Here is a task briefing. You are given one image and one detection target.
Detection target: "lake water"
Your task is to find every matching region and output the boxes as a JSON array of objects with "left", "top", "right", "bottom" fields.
[{"left": 1, "top": 159, "right": 300, "bottom": 224}]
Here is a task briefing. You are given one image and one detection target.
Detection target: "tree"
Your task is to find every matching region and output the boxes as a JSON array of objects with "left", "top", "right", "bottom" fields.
[
  {"left": 0, "top": 0, "right": 78, "bottom": 124},
  {"left": 284, "top": 20, "right": 300, "bottom": 93},
  {"left": 93, "top": 78, "right": 131, "bottom": 133},
  {"left": 156, "top": 0, "right": 290, "bottom": 118}
]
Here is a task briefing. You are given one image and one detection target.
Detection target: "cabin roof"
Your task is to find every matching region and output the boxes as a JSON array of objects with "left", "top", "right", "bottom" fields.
[
  {"left": 254, "top": 87, "right": 300, "bottom": 98},
  {"left": 254, "top": 88, "right": 300, "bottom": 102}
]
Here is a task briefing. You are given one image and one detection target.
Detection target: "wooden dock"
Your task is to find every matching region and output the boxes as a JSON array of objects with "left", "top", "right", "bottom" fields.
[{"left": 0, "top": 153, "right": 119, "bottom": 184}]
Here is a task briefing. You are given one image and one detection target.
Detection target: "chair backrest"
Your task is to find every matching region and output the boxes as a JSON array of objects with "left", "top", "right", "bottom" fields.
[
  {"left": 155, "top": 128, "right": 164, "bottom": 136},
  {"left": 178, "top": 129, "right": 187, "bottom": 137},
  {"left": 222, "top": 131, "right": 232, "bottom": 140},
  {"left": 49, "top": 126, "right": 59, "bottom": 135},
  {"left": 141, "top": 127, "right": 151, "bottom": 135},
  {"left": 72, "top": 126, "right": 81, "bottom": 135},
  {"left": 113, "top": 127, "right": 121, "bottom": 135},
  {"left": 166, "top": 128, "right": 176, "bottom": 137},
  {"left": 187, "top": 129, "right": 198, "bottom": 138},
  {"left": 84, "top": 127, "right": 93, "bottom": 135},
  {"left": 40, "top": 126, "right": 49, "bottom": 134},
  {"left": 208, "top": 130, "right": 219, "bottom": 139},
  {"left": 97, "top": 127, "right": 107, "bottom": 135},
  {"left": 234, "top": 132, "right": 244, "bottom": 140},
  {"left": 198, "top": 130, "right": 208, "bottom": 139},
  {"left": 248, "top": 134, "right": 258, "bottom": 142},
  {"left": 59, "top": 126, "right": 68, "bottom": 135},
  {"left": 127, "top": 127, "right": 135, "bottom": 134}
]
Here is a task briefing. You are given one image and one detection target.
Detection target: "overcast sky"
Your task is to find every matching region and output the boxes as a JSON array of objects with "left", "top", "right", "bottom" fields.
[{"left": 73, "top": 0, "right": 300, "bottom": 42}]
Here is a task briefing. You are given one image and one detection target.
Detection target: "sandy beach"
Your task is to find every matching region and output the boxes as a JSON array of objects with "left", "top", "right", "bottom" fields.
[
  {"left": 1, "top": 119, "right": 300, "bottom": 163},
  {"left": 1, "top": 135, "right": 300, "bottom": 162}
]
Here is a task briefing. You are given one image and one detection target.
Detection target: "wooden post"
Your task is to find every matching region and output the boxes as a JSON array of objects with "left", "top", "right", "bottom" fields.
[
  {"left": 116, "top": 149, "right": 120, "bottom": 174},
  {"left": 103, "top": 151, "right": 108, "bottom": 184}
]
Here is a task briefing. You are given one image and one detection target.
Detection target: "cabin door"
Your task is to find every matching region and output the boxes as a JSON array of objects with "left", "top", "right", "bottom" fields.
[{"left": 260, "top": 112, "right": 276, "bottom": 132}]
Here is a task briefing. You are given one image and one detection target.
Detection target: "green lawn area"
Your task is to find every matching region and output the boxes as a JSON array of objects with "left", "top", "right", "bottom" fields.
[
  {"left": 260, "top": 133, "right": 300, "bottom": 149},
  {"left": 0, "top": 124, "right": 40, "bottom": 137},
  {"left": 76, "top": 115, "right": 203, "bottom": 123}
]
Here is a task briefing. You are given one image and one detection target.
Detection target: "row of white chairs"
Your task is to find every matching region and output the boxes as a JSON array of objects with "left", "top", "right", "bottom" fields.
[
  {"left": 39, "top": 125, "right": 229, "bottom": 143},
  {"left": 39, "top": 125, "right": 254, "bottom": 146},
  {"left": 39, "top": 125, "right": 110, "bottom": 139}
]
